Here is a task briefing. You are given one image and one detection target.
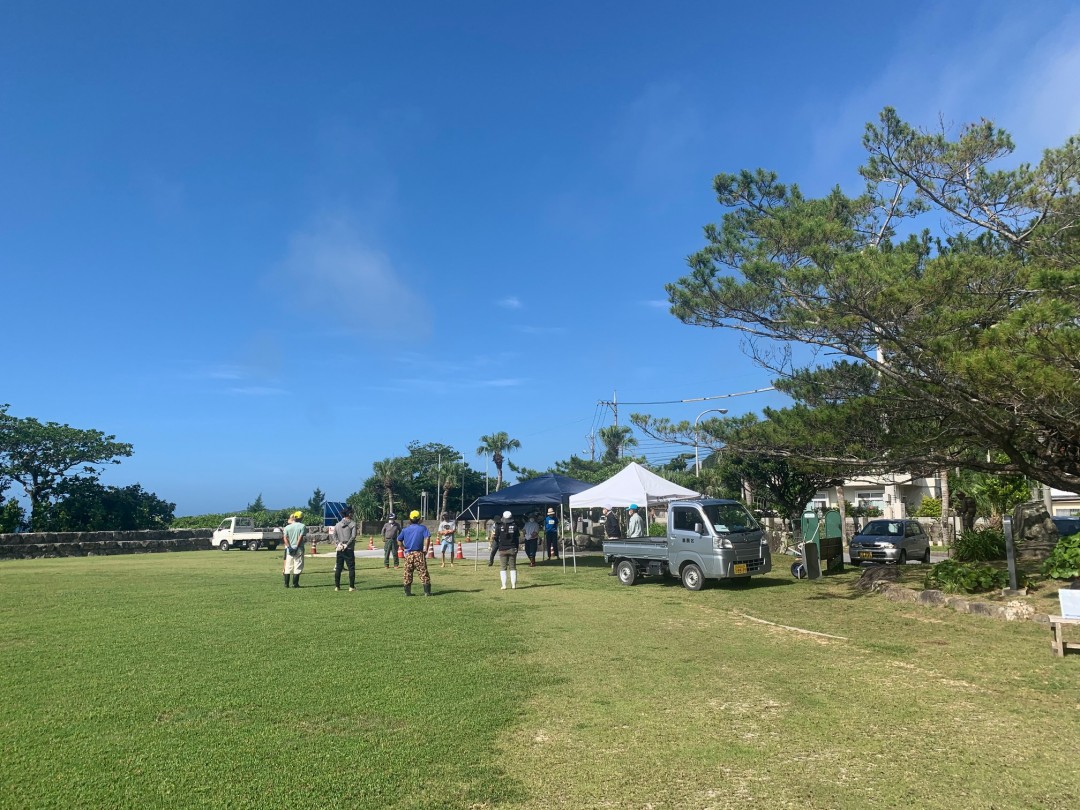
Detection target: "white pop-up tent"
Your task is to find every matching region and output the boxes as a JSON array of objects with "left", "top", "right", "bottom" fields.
[
  {"left": 569, "top": 461, "right": 700, "bottom": 509},
  {"left": 563, "top": 462, "right": 701, "bottom": 571}
]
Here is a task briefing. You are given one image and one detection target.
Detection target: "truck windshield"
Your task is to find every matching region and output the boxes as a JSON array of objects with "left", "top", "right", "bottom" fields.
[{"left": 702, "top": 503, "right": 758, "bottom": 534}]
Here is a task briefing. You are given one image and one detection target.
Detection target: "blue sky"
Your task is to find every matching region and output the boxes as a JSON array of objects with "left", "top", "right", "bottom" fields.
[{"left": 3, "top": 1, "right": 1079, "bottom": 516}]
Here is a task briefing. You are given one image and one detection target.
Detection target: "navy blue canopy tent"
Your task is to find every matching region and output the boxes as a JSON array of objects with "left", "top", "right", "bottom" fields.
[{"left": 456, "top": 473, "right": 592, "bottom": 521}]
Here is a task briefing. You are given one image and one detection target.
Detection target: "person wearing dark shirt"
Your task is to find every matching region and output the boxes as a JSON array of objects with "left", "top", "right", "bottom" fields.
[
  {"left": 493, "top": 510, "right": 521, "bottom": 590},
  {"left": 603, "top": 505, "right": 622, "bottom": 576}
]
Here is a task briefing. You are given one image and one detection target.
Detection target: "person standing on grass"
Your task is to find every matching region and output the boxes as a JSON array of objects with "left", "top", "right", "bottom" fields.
[
  {"left": 627, "top": 504, "right": 645, "bottom": 539},
  {"left": 399, "top": 510, "right": 432, "bottom": 596},
  {"left": 382, "top": 513, "right": 402, "bottom": 569},
  {"left": 333, "top": 506, "right": 358, "bottom": 592},
  {"left": 544, "top": 507, "right": 560, "bottom": 560},
  {"left": 603, "top": 504, "right": 621, "bottom": 576},
  {"left": 522, "top": 513, "right": 540, "bottom": 567},
  {"left": 437, "top": 512, "right": 456, "bottom": 567},
  {"left": 283, "top": 511, "right": 306, "bottom": 588},
  {"left": 488, "top": 518, "right": 500, "bottom": 566},
  {"left": 493, "top": 510, "right": 521, "bottom": 590}
]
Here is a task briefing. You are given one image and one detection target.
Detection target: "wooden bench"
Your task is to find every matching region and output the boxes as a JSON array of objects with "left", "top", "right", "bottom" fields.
[{"left": 1048, "top": 616, "right": 1080, "bottom": 657}]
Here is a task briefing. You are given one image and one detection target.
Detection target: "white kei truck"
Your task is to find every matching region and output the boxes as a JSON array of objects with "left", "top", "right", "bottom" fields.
[
  {"left": 212, "top": 516, "right": 283, "bottom": 552},
  {"left": 602, "top": 499, "right": 772, "bottom": 590}
]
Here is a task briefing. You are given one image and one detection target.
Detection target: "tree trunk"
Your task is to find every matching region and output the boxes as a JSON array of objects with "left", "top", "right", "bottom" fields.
[
  {"left": 939, "top": 468, "right": 951, "bottom": 549},
  {"left": 835, "top": 484, "right": 847, "bottom": 543}
]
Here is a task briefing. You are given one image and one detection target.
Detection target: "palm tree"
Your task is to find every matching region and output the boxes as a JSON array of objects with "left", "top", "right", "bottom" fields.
[
  {"left": 371, "top": 457, "right": 403, "bottom": 517},
  {"left": 440, "top": 460, "right": 465, "bottom": 518},
  {"left": 476, "top": 432, "right": 521, "bottom": 491},
  {"left": 598, "top": 425, "right": 637, "bottom": 464}
]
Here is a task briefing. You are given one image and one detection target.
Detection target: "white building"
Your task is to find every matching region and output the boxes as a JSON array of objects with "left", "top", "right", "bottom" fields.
[
  {"left": 809, "top": 473, "right": 943, "bottom": 519},
  {"left": 1051, "top": 488, "right": 1080, "bottom": 517}
]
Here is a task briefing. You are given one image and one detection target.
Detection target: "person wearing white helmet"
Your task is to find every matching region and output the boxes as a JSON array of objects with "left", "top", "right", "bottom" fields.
[
  {"left": 492, "top": 510, "right": 522, "bottom": 589},
  {"left": 627, "top": 503, "right": 645, "bottom": 539}
]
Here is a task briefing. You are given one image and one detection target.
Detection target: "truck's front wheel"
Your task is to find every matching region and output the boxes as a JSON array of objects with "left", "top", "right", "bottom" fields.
[
  {"left": 681, "top": 562, "right": 704, "bottom": 591},
  {"left": 219, "top": 541, "right": 230, "bottom": 552},
  {"left": 616, "top": 559, "right": 637, "bottom": 586}
]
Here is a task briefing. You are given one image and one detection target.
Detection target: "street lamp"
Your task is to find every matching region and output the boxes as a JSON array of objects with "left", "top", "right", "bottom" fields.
[{"left": 694, "top": 408, "right": 729, "bottom": 476}]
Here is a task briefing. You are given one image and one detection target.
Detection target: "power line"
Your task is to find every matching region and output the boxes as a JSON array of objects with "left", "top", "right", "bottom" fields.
[{"left": 599, "top": 386, "right": 776, "bottom": 407}]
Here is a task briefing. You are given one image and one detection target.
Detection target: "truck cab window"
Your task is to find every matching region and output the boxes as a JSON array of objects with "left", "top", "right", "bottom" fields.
[{"left": 672, "top": 509, "right": 698, "bottom": 532}]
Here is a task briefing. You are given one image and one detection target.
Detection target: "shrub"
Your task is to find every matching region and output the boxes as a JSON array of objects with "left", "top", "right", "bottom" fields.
[
  {"left": 953, "top": 528, "right": 1006, "bottom": 562},
  {"left": 924, "top": 559, "right": 1009, "bottom": 594},
  {"left": 1042, "top": 532, "right": 1080, "bottom": 580},
  {"left": 914, "top": 497, "right": 941, "bottom": 518}
]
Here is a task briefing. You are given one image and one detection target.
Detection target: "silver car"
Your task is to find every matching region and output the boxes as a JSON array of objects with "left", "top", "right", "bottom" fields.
[{"left": 849, "top": 519, "right": 931, "bottom": 566}]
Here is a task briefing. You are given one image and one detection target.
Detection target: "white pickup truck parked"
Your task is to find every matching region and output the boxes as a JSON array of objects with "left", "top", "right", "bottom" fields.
[
  {"left": 212, "top": 516, "right": 282, "bottom": 551},
  {"left": 603, "top": 499, "right": 772, "bottom": 590}
]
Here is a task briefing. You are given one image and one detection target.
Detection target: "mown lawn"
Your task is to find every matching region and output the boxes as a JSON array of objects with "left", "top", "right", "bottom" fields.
[{"left": 1, "top": 551, "right": 1077, "bottom": 809}]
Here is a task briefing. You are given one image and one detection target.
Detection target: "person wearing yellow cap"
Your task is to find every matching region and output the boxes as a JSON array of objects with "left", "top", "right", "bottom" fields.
[
  {"left": 398, "top": 510, "right": 432, "bottom": 596},
  {"left": 282, "top": 511, "right": 306, "bottom": 588}
]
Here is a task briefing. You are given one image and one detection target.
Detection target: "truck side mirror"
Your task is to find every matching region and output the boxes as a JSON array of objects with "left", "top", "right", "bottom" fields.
[{"left": 694, "top": 522, "right": 704, "bottom": 535}]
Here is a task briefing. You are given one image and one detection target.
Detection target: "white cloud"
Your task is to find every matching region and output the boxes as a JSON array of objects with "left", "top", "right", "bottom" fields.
[
  {"left": 228, "top": 386, "right": 287, "bottom": 396},
  {"left": 499, "top": 296, "right": 523, "bottom": 309},
  {"left": 610, "top": 80, "right": 704, "bottom": 193},
  {"left": 643, "top": 299, "right": 668, "bottom": 309},
  {"left": 806, "top": 4, "right": 1080, "bottom": 187},
  {"left": 274, "top": 216, "right": 428, "bottom": 338}
]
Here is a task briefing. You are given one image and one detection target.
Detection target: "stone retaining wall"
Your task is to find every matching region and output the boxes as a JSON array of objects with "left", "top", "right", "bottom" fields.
[
  {"left": 0, "top": 529, "right": 214, "bottom": 561},
  {"left": 870, "top": 579, "right": 1046, "bottom": 624}
]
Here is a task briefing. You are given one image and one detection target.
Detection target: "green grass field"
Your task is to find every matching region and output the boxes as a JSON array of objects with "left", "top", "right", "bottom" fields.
[{"left": 2, "top": 551, "right": 1078, "bottom": 809}]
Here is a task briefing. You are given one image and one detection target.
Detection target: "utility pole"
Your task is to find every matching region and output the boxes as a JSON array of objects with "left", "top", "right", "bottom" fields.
[{"left": 597, "top": 389, "right": 619, "bottom": 427}]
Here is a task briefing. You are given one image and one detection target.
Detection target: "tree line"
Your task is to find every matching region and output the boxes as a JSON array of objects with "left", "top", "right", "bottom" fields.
[
  {"left": 0, "top": 405, "right": 173, "bottom": 532},
  {"left": 631, "top": 107, "right": 1079, "bottom": 522}
]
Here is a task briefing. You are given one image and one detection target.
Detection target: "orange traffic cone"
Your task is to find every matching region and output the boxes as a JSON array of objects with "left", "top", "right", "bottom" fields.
[
  {"left": 368, "top": 536, "right": 375, "bottom": 551},
  {"left": 427, "top": 546, "right": 435, "bottom": 559},
  {"left": 311, "top": 540, "right": 317, "bottom": 556},
  {"left": 455, "top": 542, "right": 464, "bottom": 560}
]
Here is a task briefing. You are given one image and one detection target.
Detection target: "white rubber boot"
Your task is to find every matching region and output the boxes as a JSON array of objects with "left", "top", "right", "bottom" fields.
[
  {"left": 500, "top": 570, "right": 507, "bottom": 590},
  {"left": 510, "top": 570, "right": 517, "bottom": 589}
]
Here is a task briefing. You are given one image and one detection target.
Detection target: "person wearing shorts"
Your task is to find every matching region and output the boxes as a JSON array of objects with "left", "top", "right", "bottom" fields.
[{"left": 437, "top": 512, "right": 456, "bottom": 567}]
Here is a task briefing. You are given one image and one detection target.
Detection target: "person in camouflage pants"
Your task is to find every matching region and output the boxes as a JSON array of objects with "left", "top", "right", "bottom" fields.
[{"left": 398, "top": 510, "right": 432, "bottom": 596}]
